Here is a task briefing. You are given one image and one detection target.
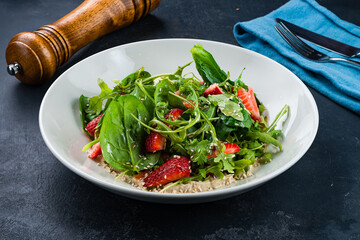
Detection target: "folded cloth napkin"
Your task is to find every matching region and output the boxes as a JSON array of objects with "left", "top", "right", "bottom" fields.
[{"left": 234, "top": 0, "right": 360, "bottom": 114}]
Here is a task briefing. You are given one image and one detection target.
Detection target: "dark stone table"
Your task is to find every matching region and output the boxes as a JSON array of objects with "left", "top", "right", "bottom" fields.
[{"left": 1, "top": 0, "right": 359, "bottom": 239}]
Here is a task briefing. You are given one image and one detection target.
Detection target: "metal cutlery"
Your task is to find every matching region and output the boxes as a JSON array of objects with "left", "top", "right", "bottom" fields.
[
  {"left": 274, "top": 20, "right": 360, "bottom": 67},
  {"left": 276, "top": 18, "right": 360, "bottom": 58}
]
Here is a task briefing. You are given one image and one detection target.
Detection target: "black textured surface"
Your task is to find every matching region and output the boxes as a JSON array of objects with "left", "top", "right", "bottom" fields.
[{"left": 1, "top": 0, "right": 360, "bottom": 239}]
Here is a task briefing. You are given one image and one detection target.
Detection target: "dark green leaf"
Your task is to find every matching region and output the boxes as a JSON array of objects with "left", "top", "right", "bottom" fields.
[
  {"left": 191, "top": 44, "right": 227, "bottom": 84},
  {"left": 113, "top": 68, "right": 151, "bottom": 92},
  {"left": 185, "top": 139, "right": 211, "bottom": 166},
  {"left": 100, "top": 95, "right": 150, "bottom": 173}
]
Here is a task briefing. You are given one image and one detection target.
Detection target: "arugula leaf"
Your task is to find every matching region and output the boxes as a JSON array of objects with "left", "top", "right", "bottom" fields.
[
  {"left": 246, "top": 131, "right": 282, "bottom": 151},
  {"left": 185, "top": 139, "right": 211, "bottom": 166},
  {"left": 154, "top": 79, "right": 183, "bottom": 117},
  {"left": 234, "top": 159, "right": 252, "bottom": 177},
  {"left": 100, "top": 95, "right": 153, "bottom": 173},
  {"left": 191, "top": 44, "right": 227, "bottom": 84},
  {"left": 231, "top": 68, "right": 248, "bottom": 92},
  {"left": 89, "top": 78, "right": 113, "bottom": 116},
  {"left": 214, "top": 151, "right": 236, "bottom": 173},
  {"left": 199, "top": 162, "right": 224, "bottom": 179},
  {"left": 113, "top": 67, "right": 151, "bottom": 93}
]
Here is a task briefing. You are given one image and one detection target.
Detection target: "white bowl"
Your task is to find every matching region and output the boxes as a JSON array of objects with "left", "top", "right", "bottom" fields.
[{"left": 39, "top": 39, "right": 318, "bottom": 204}]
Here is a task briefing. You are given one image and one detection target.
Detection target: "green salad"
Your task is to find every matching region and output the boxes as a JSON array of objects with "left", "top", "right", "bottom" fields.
[{"left": 79, "top": 44, "right": 288, "bottom": 192}]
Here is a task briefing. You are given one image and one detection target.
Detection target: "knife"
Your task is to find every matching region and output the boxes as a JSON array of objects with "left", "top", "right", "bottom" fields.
[{"left": 275, "top": 18, "right": 360, "bottom": 58}]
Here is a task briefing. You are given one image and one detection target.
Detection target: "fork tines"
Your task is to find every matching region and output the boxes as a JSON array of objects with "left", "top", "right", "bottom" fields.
[{"left": 274, "top": 21, "right": 317, "bottom": 58}]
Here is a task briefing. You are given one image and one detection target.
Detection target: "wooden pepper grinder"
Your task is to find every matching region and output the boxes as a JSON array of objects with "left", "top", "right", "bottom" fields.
[{"left": 6, "top": 0, "right": 161, "bottom": 85}]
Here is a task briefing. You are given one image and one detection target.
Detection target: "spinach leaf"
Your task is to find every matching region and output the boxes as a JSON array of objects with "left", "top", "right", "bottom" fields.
[
  {"left": 78, "top": 79, "right": 114, "bottom": 130},
  {"left": 100, "top": 95, "right": 156, "bottom": 173},
  {"left": 215, "top": 120, "right": 236, "bottom": 141},
  {"left": 79, "top": 95, "right": 93, "bottom": 131},
  {"left": 219, "top": 112, "right": 252, "bottom": 129},
  {"left": 191, "top": 44, "right": 227, "bottom": 84},
  {"left": 208, "top": 94, "right": 244, "bottom": 121},
  {"left": 130, "top": 84, "right": 156, "bottom": 120}
]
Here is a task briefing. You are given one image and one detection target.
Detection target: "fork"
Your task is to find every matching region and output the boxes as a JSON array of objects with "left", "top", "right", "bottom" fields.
[{"left": 274, "top": 21, "right": 360, "bottom": 67}]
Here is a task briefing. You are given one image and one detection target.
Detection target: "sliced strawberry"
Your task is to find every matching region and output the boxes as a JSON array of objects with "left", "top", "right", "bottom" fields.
[
  {"left": 205, "top": 142, "right": 240, "bottom": 158},
  {"left": 223, "top": 142, "right": 240, "bottom": 154},
  {"left": 85, "top": 113, "right": 104, "bottom": 137},
  {"left": 145, "top": 131, "right": 166, "bottom": 153},
  {"left": 175, "top": 91, "right": 195, "bottom": 109},
  {"left": 183, "top": 101, "right": 194, "bottom": 109},
  {"left": 134, "top": 170, "right": 151, "bottom": 180},
  {"left": 143, "top": 156, "right": 191, "bottom": 188},
  {"left": 205, "top": 148, "right": 218, "bottom": 159},
  {"left": 165, "top": 108, "right": 184, "bottom": 121},
  {"left": 237, "top": 87, "right": 261, "bottom": 121},
  {"left": 203, "top": 83, "right": 224, "bottom": 98},
  {"left": 88, "top": 142, "right": 102, "bottom": 159}
]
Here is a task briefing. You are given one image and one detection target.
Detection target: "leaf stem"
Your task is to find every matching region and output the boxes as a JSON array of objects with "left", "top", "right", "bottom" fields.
[
  {"left": 82, "top": 138, "right": 100, "bottom": 152},
  {"left": 115, "top": 170, "right": 129, "bottom": 180},
  {"left": 266, "top": 104, "right": 289, "bottom": 132}
]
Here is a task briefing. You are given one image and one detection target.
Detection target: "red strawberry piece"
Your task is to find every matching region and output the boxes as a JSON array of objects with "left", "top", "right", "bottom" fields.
[
  {"left": 134, "top": 170, "right": 151, "bottom": 180},
  {"left": 223, "top": 142, "right": 240, "bottom": 154},
  {"left": 237, "top": 87, "right": 261, "bottom": 121},
  {"left": 205, "top": 148, "right": 218, "bottom": 159},
  {"left": 183, "top": 101, "right": 195, "bottom": 109},
  {"left": 88, "top": 142, "right": 102, "bottom": 159},
  {"left": 145, "top": 131, "right": 166, "bottom": 153},
  {"left": 205, "top": 142, "right": 240, "bottom": 158},
  {"left": 175, "top": 91, "right": 195, "bottom": 109},
  {"left": 161, "top": 152, "right": 172, "bottom": 162},
  {"left": 143, "top": 156, "right": 191, "bottom": 188},
  {"left": 85, "top": 113, "right": 104, "bottom": 137},
  {"left": 203, "top": 83, "right": 224, "bottom": 98},
  {"left": 165, "top": 108, "right": 184, "bottom": 121},
  {"left": 199, "top": 81, "right": 204, "bottom": 85}
]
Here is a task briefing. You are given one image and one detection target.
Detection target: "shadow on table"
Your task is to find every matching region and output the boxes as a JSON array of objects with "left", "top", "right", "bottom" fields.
[{"left": 43, "top": 146, "right": 358, "bottom": 239}]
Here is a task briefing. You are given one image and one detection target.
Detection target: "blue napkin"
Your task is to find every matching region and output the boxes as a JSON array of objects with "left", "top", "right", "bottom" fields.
[{"left": 233, "top": 0, "right": 360, "bottom": 114}]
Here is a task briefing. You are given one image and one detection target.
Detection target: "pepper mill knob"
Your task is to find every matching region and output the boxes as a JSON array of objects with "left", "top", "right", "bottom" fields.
[
  {"left": 5, "top": 0, "right": 161, "bottom": 85},
  {"left": 7, "top": 62, "right": 22, "bottom": 76}
]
